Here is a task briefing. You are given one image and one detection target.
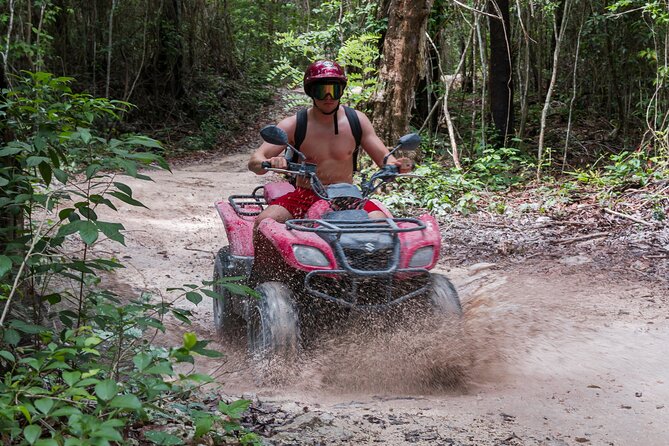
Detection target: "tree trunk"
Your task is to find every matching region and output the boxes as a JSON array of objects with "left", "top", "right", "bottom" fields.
[
  {"left": 488, "top": 0, "right": 514, "bottom": 147},
  {"left": 372, "top": 0, "right": 434, "bottom": 144}
]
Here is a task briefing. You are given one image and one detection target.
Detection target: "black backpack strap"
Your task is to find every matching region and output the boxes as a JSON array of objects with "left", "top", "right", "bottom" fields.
[
  {"left": 293, "top": 108, "right": 308, "bottom": 156},
  {"left": 343, "top": 106, "right": 363, "bottom": 171}
]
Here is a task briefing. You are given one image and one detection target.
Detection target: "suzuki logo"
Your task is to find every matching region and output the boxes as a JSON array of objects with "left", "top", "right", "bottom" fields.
[{"left": 364, "top": 242, "right": 375, "bottom": 252}]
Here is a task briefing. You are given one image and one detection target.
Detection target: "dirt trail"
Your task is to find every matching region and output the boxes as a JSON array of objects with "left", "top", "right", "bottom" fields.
[{"left": 95, "top": 152, "right": 669, "bottom": 445}]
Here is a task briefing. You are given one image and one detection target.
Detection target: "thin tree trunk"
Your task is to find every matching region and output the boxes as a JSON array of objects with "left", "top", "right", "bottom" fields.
[
  {"left": 537, "top": 0, "right": 571, "bottom": 178},
  {"left": 2, "top": 0, "right": 15, "bottom": 86},
  {"left": 476, "top": 14, "right": 488, "bottom": 150},
  {"left": 515, "top": 0, "right": 530, "bottom": 140},
  {"left": 563, "top": 11, "right": 585, "bottom": 172},
  {"left": 105, "top": 0, "right": 117, "bottom": 98}
]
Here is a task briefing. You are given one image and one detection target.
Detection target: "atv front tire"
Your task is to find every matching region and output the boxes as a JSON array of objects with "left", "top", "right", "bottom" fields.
[
  {"left": 428, "top": 273, "right": 463, "bottom": 317},
  {"left": 213, "top": 247, "right": 245, "bottom": 341},
  {"left": 246, "top": 281, "right": 301, "bottom": 360}
]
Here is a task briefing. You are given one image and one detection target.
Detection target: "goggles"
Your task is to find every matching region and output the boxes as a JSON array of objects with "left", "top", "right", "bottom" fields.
[{"left": 310, "top": 83, "right": 345, "bottom": 100}]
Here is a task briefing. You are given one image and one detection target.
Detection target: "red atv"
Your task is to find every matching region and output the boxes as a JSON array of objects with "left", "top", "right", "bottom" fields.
[{"left": 213, "top": 126, "right": 461, "bottom": 359}]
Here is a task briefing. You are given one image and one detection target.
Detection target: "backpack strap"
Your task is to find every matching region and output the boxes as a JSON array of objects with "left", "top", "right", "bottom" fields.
[
  {"left": 343, "top": 106, "right": 363, "bottom": 172},
  {"left": 294, "top": 108, "right": 308, "bottom": 155}
]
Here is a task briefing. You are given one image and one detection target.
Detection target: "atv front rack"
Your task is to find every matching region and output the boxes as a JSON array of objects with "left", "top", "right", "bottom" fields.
[
  {"left": 228, "top": 185, "right": 267, "bottom": 216},
  {"left": 287, "top": 217, "right": 426, "bottom": 275},
  {"left": 286, "top": 217, "right": 426, "bottom": 234},
  {"left": 304, "top": 268, "right": 432, "bottom": 310}
]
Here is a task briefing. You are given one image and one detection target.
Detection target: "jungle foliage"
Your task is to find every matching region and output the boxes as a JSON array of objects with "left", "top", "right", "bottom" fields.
[{"left": 0, "top": 1, "right": 667, "bottom": 443}]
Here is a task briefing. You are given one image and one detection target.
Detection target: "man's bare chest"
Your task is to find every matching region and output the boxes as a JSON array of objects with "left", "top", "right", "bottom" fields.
[{"left": 299, "top": 124, "right": 356, "bottom": 163}]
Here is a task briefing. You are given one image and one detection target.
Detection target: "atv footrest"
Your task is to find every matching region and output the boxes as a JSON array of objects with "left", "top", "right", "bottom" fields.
[{"left": 304, "top": 269, "right": 431, "bottom": 310}]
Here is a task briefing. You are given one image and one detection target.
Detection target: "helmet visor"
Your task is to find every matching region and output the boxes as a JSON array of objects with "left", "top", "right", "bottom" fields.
[{"left": 310, "top": 83, "right": 345, "bottom": 100}]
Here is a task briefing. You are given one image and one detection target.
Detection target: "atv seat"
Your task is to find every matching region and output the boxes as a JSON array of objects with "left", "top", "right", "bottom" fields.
[{"left": 264, "top": 182, "right": 295, "bottom": 204}]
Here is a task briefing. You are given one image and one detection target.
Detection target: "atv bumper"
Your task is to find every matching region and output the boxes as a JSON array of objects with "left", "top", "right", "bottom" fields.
[{"left": 304, "top": 268, "right": 431, "bottom": 310}]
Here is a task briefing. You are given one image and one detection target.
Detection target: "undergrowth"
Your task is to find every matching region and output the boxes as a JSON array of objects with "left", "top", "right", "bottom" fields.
[{"left": 0, "top": 72, "right": 260, "bottom": 446}]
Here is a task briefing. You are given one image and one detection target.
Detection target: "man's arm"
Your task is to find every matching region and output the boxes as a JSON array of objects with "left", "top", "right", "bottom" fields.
[
  {"left": 248, "top": 116, "right": 297, "bottom": 174},
  {"left": 357, "top": 111, "right": 413, "bottom": 173}
]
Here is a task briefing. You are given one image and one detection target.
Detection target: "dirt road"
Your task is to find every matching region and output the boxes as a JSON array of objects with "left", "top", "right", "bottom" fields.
[{"left": 95, "top": 149, "right": 669, "bottom": 445}]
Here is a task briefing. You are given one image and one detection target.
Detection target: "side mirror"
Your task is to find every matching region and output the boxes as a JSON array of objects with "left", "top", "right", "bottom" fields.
[
  {"left": 398, "top": 133, "right": 421, "bottom": 151},
  {"left": 260, "top": 125, "right": 289, "bottom": 146},
  {"left": 383, "top": 133, "right": 421, "bottom": 164}
]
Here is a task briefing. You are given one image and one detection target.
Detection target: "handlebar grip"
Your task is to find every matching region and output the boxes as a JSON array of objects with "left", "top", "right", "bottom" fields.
[{"left": 261, "top": 161, "right": 271, "bottom": 169}]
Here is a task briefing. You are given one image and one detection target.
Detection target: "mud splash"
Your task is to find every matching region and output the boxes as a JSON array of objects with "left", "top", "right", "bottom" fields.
[{"left": 220, "top": 293, "right": 510, "bottom": 398}]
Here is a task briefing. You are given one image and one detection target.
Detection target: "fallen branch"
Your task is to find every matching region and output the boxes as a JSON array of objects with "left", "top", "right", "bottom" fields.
[
  {"left": 603, "top": 208, "right": 653, "bottom": 226},
  {"left": 556, "top": 231, "right": 609, "bottom": 244}
]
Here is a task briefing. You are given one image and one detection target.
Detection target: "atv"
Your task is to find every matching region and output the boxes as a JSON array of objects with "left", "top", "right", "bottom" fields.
[{"left": 213, "top": 125, "right": 461, "bottom": 359}]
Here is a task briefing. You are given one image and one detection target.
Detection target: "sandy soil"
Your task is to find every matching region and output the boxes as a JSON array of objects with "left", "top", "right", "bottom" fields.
[{"left": 93, "top": 147, "right": 669, "bottom": 445}]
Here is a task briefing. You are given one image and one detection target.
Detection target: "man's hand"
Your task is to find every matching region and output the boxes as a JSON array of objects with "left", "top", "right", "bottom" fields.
[
  {"left": 261, "top": 156, "right": 288, "bottom": 172},
  {"left": 394, "top": 157, "right": 414, "bottom": 174}
]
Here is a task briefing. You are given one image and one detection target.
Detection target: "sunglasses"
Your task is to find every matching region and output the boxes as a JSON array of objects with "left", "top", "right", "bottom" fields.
[{"left": 310, "top": 83, "right": 345, "bottom": 100}]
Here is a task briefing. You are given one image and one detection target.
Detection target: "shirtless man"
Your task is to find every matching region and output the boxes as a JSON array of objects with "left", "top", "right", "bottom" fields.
[{"left": 248, "top": 60, "right": 412, "bottom": 229}]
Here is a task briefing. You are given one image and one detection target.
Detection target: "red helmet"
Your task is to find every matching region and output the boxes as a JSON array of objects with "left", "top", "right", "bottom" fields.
[{"left": 303, "top": 60, "right": 347, "bottom": 96}]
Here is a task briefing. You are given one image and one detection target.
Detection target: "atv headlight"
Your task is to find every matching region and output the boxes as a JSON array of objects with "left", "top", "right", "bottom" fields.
[
  {"left": 409, "top": 245, "right": 435, "bottom": 268},
  {"left": 292, "top": 245, "right": 330, "bottom": 267}
]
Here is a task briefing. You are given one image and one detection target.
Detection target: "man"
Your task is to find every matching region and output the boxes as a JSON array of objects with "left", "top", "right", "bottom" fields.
[{"left": 248, "top": 59, "right": 412, "bottom": 228}]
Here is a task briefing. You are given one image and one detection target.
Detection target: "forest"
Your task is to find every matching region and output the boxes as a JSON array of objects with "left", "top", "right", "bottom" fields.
[{"left": 0, "top": 0, "right": 667, "bottom": 445}]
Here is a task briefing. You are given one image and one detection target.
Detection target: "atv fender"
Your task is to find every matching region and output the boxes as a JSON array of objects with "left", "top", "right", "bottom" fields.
[
  {"left": 258, "top": 218, "right": 336, "bottom": 271},
  {"left": 215, "top": 201, "right": 255, "bottom": 257},
  {"left": 397, "top": 213, "right": 441, "bottom": 270}
]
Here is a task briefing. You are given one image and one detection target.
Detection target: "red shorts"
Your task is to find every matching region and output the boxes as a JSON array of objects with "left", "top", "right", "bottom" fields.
[{"left": 271, "top": 187, "right": 381, "bottom": 219}]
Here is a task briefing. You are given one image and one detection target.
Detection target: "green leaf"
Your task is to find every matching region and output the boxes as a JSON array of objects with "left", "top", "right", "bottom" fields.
[
  {"left": 171, "top": 308, "right": 192, "bottom": 324},
  {"left": 24, "top": 424, "right": 42, "bottom": 445},
  {"left": 183, "top": 332, "right": 197, "bottom": 350},
  {"left": 96, "top": 221, "right": 125, "bottom": 245},
  {"left": 192, "top": 347, "right": 224, "bottom": 358},
  {"left": 144, "top": 361, "right": 173, "bottom": 375},
  {"left": 109, "top": 191, "right": 147, "bottom": 208},
  {"left": 194, "top": 415, "right": 214, "bottom": 439},
  {"left": 53, "top": 168, "right": 68, "bottom": 184},
  {"left": 9, "top": 320, "right": 47, "bottom": 334},
  {"left": 78, "top": 220, "right": 99, "bottom": 245},
  {"left": 38, "top": 162, "right": 52, "bottom": 186},
  {"left": 183, "top": 373, "right": 213, "bottom": 383},
  {"left": 125, "top": 135, "right": 163, "bottom": 150},
  {"left": 144, "top": 431, "right": 183, "bottom": 445},
  {"left": 185, "top": 291, "right": 202, "bottom": 305},
  {"left": 26, "top": 156, "right": 50, "bottom": 167},
  {"left": 50, "top": 406, "right": 81, "bottom": 418},
  {"left": 17, "top": 405, "right": 32, "bottom": 422},
  {"left": 113, "top": 182, "right": 133, "bottom": 196},
  {"left": 0, "top": 255, "right": 11, "bottom": 278},
  {"left": 94, "top": 380, "right": 118, "bottom": 401},
  {"left": 133, "top": 353, "right": 151, "bottom": 372},
  {"left": 0, "top": 145, "right": 25, "bottom": 157},
  {"left": 35, "top": 439, "right": 59, "bottom": 446},
  {"left": 85, "top": 163, "right": 101, "bottom": 180},
  {"left": 3, "top": 329, "right": 21, "bottom": 345},
  {"left": 79, "top": 128, "right": 92, "bottom": 144},
  {"left": 109, "top": 394, "right": 141, "bottom": 410},
  {"left": 34, "top": 398, "right": 54, "bottom": 415},
  {"left": 93, "top": 427, "right": 123, "bottom": 442},
  {"left": 0, "top": 350, "right": 16, "bottom": 362},
  {"left": 218, "top": 399, "right": 252, "bottom": 419},
  {"left": 62, "top": 371, "right": 81, "bottom": 387}
]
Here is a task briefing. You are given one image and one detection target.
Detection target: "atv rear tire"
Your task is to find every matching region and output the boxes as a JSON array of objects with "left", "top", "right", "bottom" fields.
[
  {"left": 428, "top": 273, "right": 463, "bottom": 317},
  {"left": 213, "top": 247, "right": 244, "bottom": 341},
  {"left": 246, "top": 281, "right": 301, "bottom": 360}
]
